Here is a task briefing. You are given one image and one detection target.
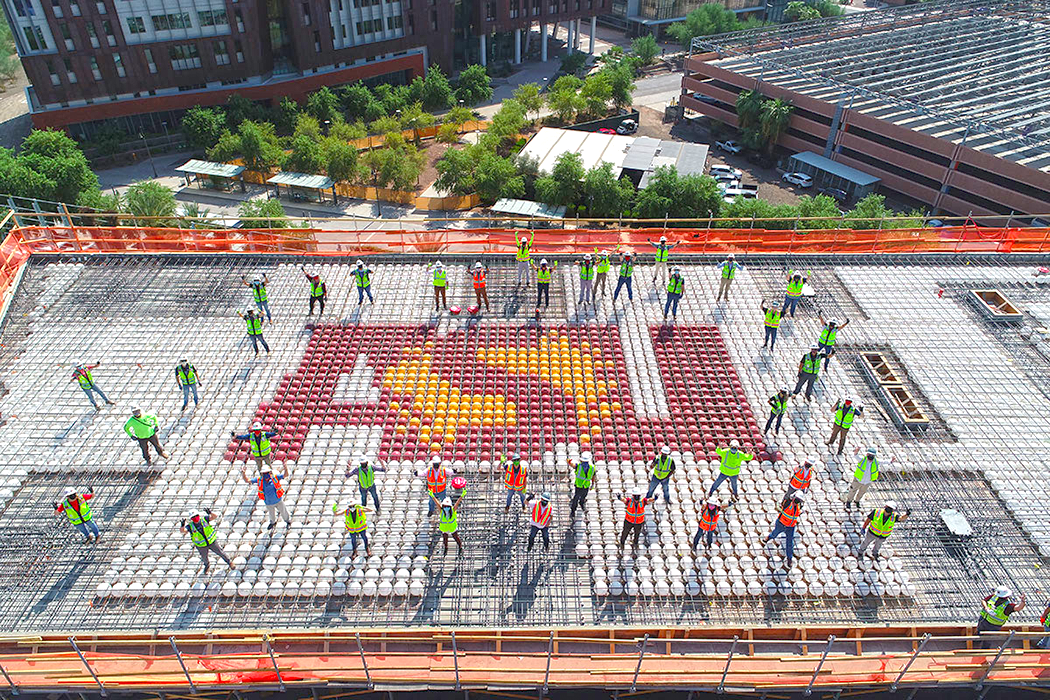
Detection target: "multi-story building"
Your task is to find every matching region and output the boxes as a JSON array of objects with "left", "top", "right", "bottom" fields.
[
  {"left": 604, "top": 0, "right": 763, "bottom": 39},
  {"left": 2, "top": 0, "right": 604, "bottom": 137}
]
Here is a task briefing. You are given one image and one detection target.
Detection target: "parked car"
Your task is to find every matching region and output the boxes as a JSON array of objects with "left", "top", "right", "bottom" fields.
[
  {"left": 782, "top": 172, "right": 814, "bottom": 188},
  {"left": 717, "top": 179, "right": 741, "bottom": 192},
  {"left": 714, "top": 174, "right": 741, "bottom": 186},
  {"left": 925, "top": 218, "right": 946, "bottom": 228},
  {"left": 710, "top": 164, "right": 744, "bottom": 180},
  {"left": 617, "top": 119, "right": 638, "bottom": 134},
  {"left": 716, "top": 140, "right": 743, "bottom": 154},
  {"left": 818, "top": 186, "right": 849, "bottom": 203},
  {"left": 598, "top": 128, "right": 616, "bottom": 134}
]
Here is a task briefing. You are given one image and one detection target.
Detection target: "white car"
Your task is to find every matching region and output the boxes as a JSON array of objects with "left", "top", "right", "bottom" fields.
[
  {"left": 782, "top": 172, "right": 814, "bottom": 188},
  {"left": 710, "top": 165, "right": 743, "bottom": 180},
  {"left": 716, "top": 140, "right": 743, "bottom": 154},
  {"left": 616, "top": 119, "right": 638, "bottom": 134}
]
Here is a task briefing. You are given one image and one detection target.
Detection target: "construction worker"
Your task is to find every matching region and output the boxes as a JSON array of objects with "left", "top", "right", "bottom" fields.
[
  {"left": 301, "top": 266, "right": 327, "bottom": 315},
  {"left": 691, "top": 495, "right": 725, "bottom": 550},
  {"left": 54, "top": 487, "right": 100, "bottom": 542},
  {"left": 576, "top": 254, "right": 595, "bottom": 305},
  {"left": 715, "top": 253, "right": 742, "bottom": 302},
  {"left": 470, "top": 262, "right": 490, "bottom": 311},
  {"left": 124, "top": 406, "right": 168, "bottom": 465},
  {"left": 648, "top": 235, "right": 679, "bottom": 286},
  {"left": 230, "top": 421, "right": 278, "bottom": 472},
  {"left": 333, "top": 502, "right": 373, "bottom": 557},
  {"left": 618, "top": 488, "right": 654, "bottom": 550},
  {"left": 569, "top": 451, "right": 597, "bottom": 519},
  {"left": 1038, "top": 604, "right": 1050, "bottom": 649},
  {"left": 594, "top": 248, "right": 614, "bottom": 297},
  {"left": 645, "top": 445, "right": 676, "bottom": 503},
  {"left": 352, "top": 259, "right": 374, "bottom": 305},
  {"left": 500, "top": 452, "right": 528, "bottom": 513},
  {"left": 826, "top": 397, "right": 863, "bottom": 455},
  {"left": 791, "top": 346, "right": 823, "bottom": 401},
  {"left": 763, "top": 388, "right": 789, "bottom": 435},
  {"left": 817, "top": 314, "right": 850, "bottom": 370},
  {"left": 345, "top": 451, "right": 385, "bottom": 513},
  {"left": 242, "top": 463, "right": 292, "bottom": 529},
  {"left": 858, "top": 500, "right": 910, "bottom": 559},
  {"left": 175, "top": 358, "right": 199, "bottom": 411},
  {"left": 977, "top": 587, "right": 1026, "bottom": 649},
  {"left": 664, "top": 267, "right": 685, "bottom": 321},
  {"left": 761, "top": 301, "right": 782, "bottom": 351},
  {"left": 764, "top": 492, "right": 804, "bottom": 568},
  {"left": 237, "top": 308, "right": 271, "bottom": 356},
  {"left": 424, "top": 456, "right": 452, "bottom": 516},
  {"left": 241, "top": 273, "right": 272, "bottom": 322},
  {"left": 430, "top": 261, "right": 448, "bottom": 311},
  {"left": 786, "top": 457, "right": 815, "bottom": 499},
  {"left": 515, "top": 231, "right": 535, "bottom": 286},
  {"left": 708, "top": 439, "right": 753, "bottom": 501},
  {"left": 612, "top": 251, "right": 635, "bottom": 303},
  {"left": 844, "top": 447, "right": 881, "bottom": 507},
  {"left": 525, "top": 492, "right": 553, "bottom": 552},
  {"left": 181, "top": 509, "right": 236, "bottom": 574},
  {"left": 430, "top": 489, "right": 466, "bottom": 555},
  {"left": 533, "top": 258, "right": 557, "bottom": 308},
  {"left": 783, "top": 269, "right": 807, "bottom": 317},
  {"left": 70, "top": 362, "right": 114, "bottom": 411}
]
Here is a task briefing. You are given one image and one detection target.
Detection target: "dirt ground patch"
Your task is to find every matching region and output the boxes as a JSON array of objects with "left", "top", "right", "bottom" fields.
[
  {"left": 0, "top": 64, "right": 32, "bottom": 150},
  {"left": 415, "top": 139, "right": 457, "bottom": 193},
  {"left": 635, "top": 105, "right": 675, "bottom": 141}
]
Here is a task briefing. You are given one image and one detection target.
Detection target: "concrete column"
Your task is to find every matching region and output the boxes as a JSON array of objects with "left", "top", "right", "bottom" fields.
[
  {"left": 514, "top": 27, "right": 521, "bottom": 64},
  {"left": 523, "top": 23, "right": 532, "bottom": 55},
  {"left": 589, "top": 16, "right": 596, "bottom": 54},
  {"left": 541, "top": 23, "right": 548, "bottom": 61},
  {"left": 575, "top": 18, "right": 581, "bottom": 50},
  {"left": 480, "top": 33, "right": 487, "bottom": 66},
  {"left": 566, "top": 20, "right": 573, "bottom": 53}
]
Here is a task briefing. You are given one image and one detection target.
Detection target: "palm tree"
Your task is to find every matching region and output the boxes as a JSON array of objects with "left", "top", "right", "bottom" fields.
[
  {"left": 735, "top": 89, "right": 764, "bottom": 132},
  {"left": 180, "top": 202, "right": 211, "bottom": 228},
  {"left": 124, "top": 181, "right": 178, "bottom": 227},
  {"left": 759, "top": 98, "right": 794, "bottom": 155}
]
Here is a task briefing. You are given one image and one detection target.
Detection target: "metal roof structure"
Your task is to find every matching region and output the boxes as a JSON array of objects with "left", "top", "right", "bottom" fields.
[
  {"left": 175, "top": 160, "right": 245, "bottom": 178},
  {"left": 518, "top": 127, "right": 633, "bottom": 176},
  {"left": 622, "top": 137, "right": 710, "bottom": 188},
  {"left": 789, "top": 151, "right": 880, "bottom": 187},
  {"left": 266, "top": 172, "right": 335, "bottom": 189},
  {"left": 691, "top": 0, "right": 1050, "bottom": 173},
  {"left": 490, "top": 198, "right": 567, "bottom": 219}
]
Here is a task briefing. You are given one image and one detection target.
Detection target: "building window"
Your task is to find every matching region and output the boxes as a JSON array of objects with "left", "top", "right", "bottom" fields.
[
  {"left": 50, "top": 0, "right": 62, "bottom": 18},
  {"left": 355, "top": 18, "right": 383, "bottom": 33},
  {"left": 85, "top": 21, "right": 98, "bottom": 47},
  {"left": 387, "top": 15, "right": 402, "bottom": 29},
  {"left": 197, "top": 9, "right": 227, "bottom": 26},
  {"left": 430, "top": 8, "right": 437, "bottom": 29},
  {"left": 90, "top": 57, "right": 101, "bottom": 80},
  {"left": 407, "top": 13, "right": 414, "bottom": 33},
  {"left": 509, "top": 0, "right": 518, "bottom": 16},
  {"left": 96, "top": 1, "right": 105, "bottom": 13},
  {"left": 234, "top": 9, "right": 244, "bottom": 31},
  {"left": 302, "top": 2, "right": 311, "bottom": 24},
  {"left": 47, "top": 60, "right": 60, "bottom": 85},
  {"left": 126, "top": 16, "right": 145, "bottom": 33},
  {"left": 144, "top": 47, "right": 157, "bottom": 73},
  {"left": 113, "top": 52, "right": 125, "bottom": 77},
  {"left": 59, "top": 22, "right": 74, "bottom": 49},
  {"left": 63, "top": 57, "right": 77, "bottom": 83},
  {"left": 213, "top": 40, "right": 229, "bottom": 64},
  {"left": 486, "top": 1, "right": 495, "bottom": 18},
  {"left": 12, "top": 0, "right": 32, "bottom": 17},
  {"left": 169, "top": 43, "right": 202, "bottom": 70},
  {"left": 313, "top": 29, "right": 320, "bottom": 50},
  {"left": 102, "top": 19, "right": 115, "bottom": 45},
  {"left": 234, "top": 39, "right": 244, "bottom": 62},
  {"left": 69, "top": 0, "right": 79, "bottom": 15},
  {"left": 152, "top": 12, "right": 191, "bottom": 31}
]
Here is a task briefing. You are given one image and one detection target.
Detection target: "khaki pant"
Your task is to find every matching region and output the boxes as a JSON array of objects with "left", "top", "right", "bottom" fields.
[
  {"left": 434, "top": 286, "right": 447, "bottom": 309},
  {"left": 474, "top": 287, "right": 490, "bottom": 310},
  {"left": 843, "top": 479, "right": 870, "bottom": 504},
  {"left": 827, "top": 424, "right": 850, "bottom": 453},
  {"left": 595, "top": 271, "right": 608, "bottom": 296},
  {"left": 857, "top": 530, "right": 886, "bottom": 556},
  {"left": 716, "top": 277, "right": 734, "bottom": 301},
  {"left": 652, "top": 261, "right": 668, "bottom": 285}
]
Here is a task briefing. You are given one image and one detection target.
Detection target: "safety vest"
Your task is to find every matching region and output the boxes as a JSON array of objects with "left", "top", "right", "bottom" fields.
[
  {"left": 1041, "top": 609, "right": 1049, "bottom": 630},
  {"left": 834, "top": 405, "right": 857, "bottom": 429},
  {"left": 652, "top": 455, "right": 673, "bottom": 480},
  {"left": 699, "top": 505, "right": 719, "bottom": 531},
  {"left": 62, "top": 497, "right": 92, "bottom": 525},
  {"left": 531, "top": 501, "right": 552, "bottom": 527},
  {"left": 245, "top": 316, "right": 263, "bottom": 335},
  {"left": 721, "top": 263, "right": 737, "bottom": 279},
  {"left": 619, "top": 261, "right": 633, "bottom": 278},
  {"left": 177, "top": 364, "right": 197, "bottom": 385},
  {"left": 472, "top": 270, "right": 486, "bottom": 289},
  {"left": 854, "top": 457, "right": 879, "bottom": 482},
  {"left": 579, "top": 263, "right": 594, "bottom": 281},
  {"left": 765, "top": 309, "right": 781, "bottom": 328},
  {"left": 355, "top": 270, "right": 370, "bottom": 288},
  {"left": 770, "top": 395, "right": 786, "bottom": 415},
  {"left": 310, "top": 278, "right": 324, "bottom": 297},
  {"left": 624, "top": 498, "right": 646, "bottom": 524},
  {"left": 188, "top": 519, "right": 217, "bottom": 547},
  {"left": 819, "top": 326, "right": 838, "bottom": 347},
  {"left": 439, "top": 506, "right": 458, "bottom": 533},
  {"left": 867, "top": 508, "right": 897, "bottom": 537},
  {"left": 504, "top": 463, "right": 527, "bottom": 491},
  {"left": 426, "top": 466, "right": 447, "bottom": 493},
  {"left": 124, "top": 415, "right": 157, "bottom": 439},
  {"left": 249, "top": 432, "right": 271, "bottom": 457},
  {"left": 790, "top": 466, "right": 812, "bottom": 491},
  {"left": 257, "top": 474, "right": 284, "bottom": 501},
  {"left": 537, "top": 267, "right": 552, "bottom": 283},
  {"left": 655, "top": 244, "right": 669, "bottom": 262},
  {"left": 801, "top": 353, "right": 821, "bottom": 375},
  {"left": 357, "top": 463, "right": 375, "bottom": 489},
  {"left": 777, "top": 500, "right": 801, "bottom": 527},
  {"left": 980, "top": 598, "right": 1010, "bottom": 627},
  {"left": 717, "top": 448, "right": 748, "bottom": 476},
  {"left": 667, "top": 276, "right": 684, "bottom": 295},
  {"left": 596, "top": 255, "right": 610, "bottom": 273},
  {"left": 574, "top": 461, "right": 595, "bottom": 488},
  {"left": 345, "top": 505, "right": 367, "bottom": 533},
  {"left": 786, "top": 278, "right": 803, "bottom": 297},
  {"left": 516, "top": 241, "right": 532, "bottom": 262},
  {"left": 433, "top": 269, "right": 447, "bottom": 287},
  {"left": 74, "top": 368, "right": 94, "bottom": 388},
  {"left": 251, "top": 282, "right": 268, "bottom": 302}
]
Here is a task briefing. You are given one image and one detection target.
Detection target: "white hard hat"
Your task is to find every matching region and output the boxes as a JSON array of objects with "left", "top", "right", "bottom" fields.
[
  {"left": 730, "top": 439, "right": 740, "bottom": 448},
  {"left": 806, "top": 455, "right": 817, "bottom": 465},
  {"left": 260, "top": 465, "right": 272, "bottom": 474},
  {"left": 540, "top": 258, "right": 549, "bottom": 266},
  {"left": 512, "top": 452, "right": 521, "bottom": 461},
  {"left": 131, "top": 406, "right": 142, "bottom": 416},
  {"left": 430, "top": 455, "right": 441, "bottom": 465},
  {"left": 794, "top": 492, "right": 806, "bottom": 501},
  {"left": 727, "top": 253, "right": 735, "bottom": 259},
  {"left": 179, "top": 357, "right": 188, "bottom": 365},
  {"left": 434, "top": 261, "right": 444, "bottom": 268},
  {"left": 65, "top": 488, "right": 79, "bottom": 499},
  {"left": 829, "top": 319, "right": 838, "bottom": 326},
  {"left": 707, "top": 495, "right": 720, "bottom": 507},
  {"left": 584, "top": 253, "right": 593, "bottom": 260},
  {"left": 581, "top": 451, "right": 592, "bottom": 462},
  {"left": 252, "top": 276, "right": 261, "bottom": 283},
  {"left": 660, "top": 235, "right": 667, "bottom": 242},
  {"left": 660, "top": 446, "right": 671, "bottom": 455},
  {"left": 475, "top": 262, "right": 483, "bottom": 268},
  {"left": 442, "top": 497, "right": 453, "bottom": 507},
  {"left": 866, "top": 446, "right": 877, "bottom": 455},
  {"left": 995, "top": 586, "right": 1011, "bottom": 598},
  {"left": 885, "top": 501, "right": 898, "bottom": 510},
  {"left": 632, "top": 487, "right": 644, "bottom": 497},
  {"left": 781, "top": 386, "right": 789, "bottom": 393},
  {"left": 356, "top": 259, "right": 364, "bottom": 266},
  {"left": 251, "top": 421, "right": 263, "bottom": 430},
  {"left": 672, "top": 267, "right": 681, "bottom": 274}
]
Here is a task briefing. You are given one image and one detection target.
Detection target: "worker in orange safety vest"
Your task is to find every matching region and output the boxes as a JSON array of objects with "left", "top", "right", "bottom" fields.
[
  {"left": 691, "top": 495, "right": 727, "bottom": 550},
  {"left": 525, "top": 492, "right": 553, "bottom": 552},
  {"left": 618, "top": 488, "right": 655, "bottom": 550},
  {"left": 785, "top": 456, "right": 815, "bottom": 499},
  {"left": 500, "top": 452, "right": 528, "bottom": 512},
  {"left": 470, "top": 262, "right": 490, "bottom": 311},
  {"left": 423, "top": 455, "right": 453, "bottom": 517},
  {"left": 763, "top": 492, "right": 804, "bottom": 568}
]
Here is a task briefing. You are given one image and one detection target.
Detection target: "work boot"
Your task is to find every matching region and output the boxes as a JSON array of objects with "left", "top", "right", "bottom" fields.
[
  {"left": 160, "top": 450, "right": 170, "bottom": 459},
  {"left": 106, "top": 400, "right": 115, "bottom": 405},
  {"left": 267, "top": 521, "right": 277, "bottom": 531}
]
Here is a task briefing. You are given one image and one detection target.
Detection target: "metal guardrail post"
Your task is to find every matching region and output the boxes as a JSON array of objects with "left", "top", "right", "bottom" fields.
[
  {"left": 356, "top": 632, "right": 373, "bottom": 689},
  {"left": 168, "top": 636, "right": 196, "bottom": 693},
  {"left": 975, "top": 631, "right": 1013, "bottom": 692},
  {"left": 630, "top": 634, "right": 650, "bottom": 692},
  {"left": 69, "top": 636, "right": 106, "bottom": 696},
  {"left": 451, "top": 630, "right": 461, "bottom": 690},
  {"left": 0, "top": 659, "right": 19, "bottom": 695},
  {"left": 539, "top": 631, "right": 554, "bottom": 699},
  {"left": 717, "top": 635, "right": 739, "bottom": 694},
  {"left": 263, "top": 634, "right": 286, "bottom": 692},
  {"left": 803, "top": 635, "right": 835, "bottom": 697},
  {"left": 890, "top": 632, "right": 929, "bottom": 692}
]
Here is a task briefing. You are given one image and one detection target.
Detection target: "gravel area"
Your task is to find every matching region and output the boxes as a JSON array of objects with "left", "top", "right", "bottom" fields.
[{"left": 0, "top": 64, "right": 31, "bottom": 150}]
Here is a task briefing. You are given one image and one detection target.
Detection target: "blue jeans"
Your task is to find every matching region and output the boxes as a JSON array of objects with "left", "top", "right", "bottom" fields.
[
  {"left": 693, "top": 528, "right": 714, "bottom": 548},
  {"left": 766, "top": 521, "right": 796, "bottom": 561},
  {"left": 348, "top": 531, "right": 369, "bottom": 552},
  {"left": 763, "top": 326, "right": 778, "bottom": 349},
  {"left": 357, "top": 285, "right": 373, "bottom": 303},
  {"left": 81, "top": 384, "right": 109, "bottom": 408},
  {"left": 360, "top": 484, "right": 379, "bottom": 510},
  {"left": 181, "top": 383, "right": 198, "bottom": 408},
  {"left": 708, "top": 472, "right": 738, "bottom": 498},
  {"left": 783, "top": 295, "right": 799, "bottom": 316},
  {"left": 764, "top": 411, "right": 784, "bottom": 434},
  {"left": 1038, "top": 636, "right": 1050, "bottom": 649},
  {"left": 76, "top": 520, "right": 100, "bottom": 538},
  {"left": 818, "top": 343, "right": 834, "bottom": 369},
  {"left": 664, "top": 292, "right": 681, "bottom": 318},
  {"left": 505, "top": 490, "right": 526, "bottom": 509},
  {"left": 613, "top": 275, "right": 633, "bottom": 301},
  {"left": 248, "top": 334, "right": 270, "bottom": 354},
  {"left": 428, "top": 488, "right": 446, "bottom": 515},
  {"left": 255, "top": 300, "right": 272, "bottom": 321},
  {"left": 646, "top": 475, "right": 671, "bottom": 502}
]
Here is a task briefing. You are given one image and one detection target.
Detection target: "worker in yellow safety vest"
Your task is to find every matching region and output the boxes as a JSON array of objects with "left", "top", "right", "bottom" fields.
[
  {"left": 430, "top": 488, "right": 466, "bottom": 555},
  {"left": 430, "top": 261, "right": 449, "bottom": 311},
  {"left": 826, "top": 397, "right": 863, "bottom": 455},
  {"left": 532, "top": 258, "right": 558, "bottom": 308},
  {"left": 181, "top": 509, "right": 236, "bottom": 574},
  {"left": 69, "top": 362, "right": 114, "bottom": 411},
  {"left": 612, "top": 251, "right": 635, "bottom": 303},
  {"left": 353, "top": 260, "right": 374, "bottom": 305},
  {"left": 645, "top": 445, "right": 676, "bottom": 503},
  {"left": 241, "top": 273, "right": 272, "bottom": 321},
  {"left": 237, "top": 308, "right": 271, "bottom": 356},
  {"left": 858, "top": 500, "right": 910, "bottom": 559},
  {"left": 333, "top": 501, "right": 374, "bottom": 557},
  {"left": 708, "top": 439, "right": 753, "bottom": 501},
  {"left": 301, "top": 266, "right": 328, "bottom": 316},
  {"left": 231, "top": 421, "right": 279, "bottom": 472},
  {"left": 174, "top": 358, "right": 200, "bottom": 411},
  {"left": 664, "top": 268, "right": 685, "bottom": 322},
  {"left": 844, "top": 446, "right": 890, "bottom": 508},
  {"left": 54, "top": 487, "right": 100, "bottom": 543},
  {"left": 515, "top": 231, "right": 535, "bottom": 286},
  {"left": 977, "top": 586, "right": 1026, "bottom": 648},
  {"left": 716, "top": 254, "right": 743, "bottom": 302},
  {"left": 568, "top": 451, "right": 597, "bottom": 519},
  {"left": 763, "top": 388, "right": 789, "bottom": 435},
  {"left": 594, "top": 247, "right": 617, "bottom": 297},
  {"left": 760, "top": 301, "right": 782, "bottom": 351},
  {"left": 647, "top": 235, "right": 679, "bottom": 286},
  {"left": 576, "top": 254, "right": 595, "bottom": 306},
  {"left": 791, "top": 346, "right": 823, "bottom": 401},
  {"left": 783, "top": 269, "right": 807, "bottom": 317},
  {"left": 124, "top": 406, "right": 168, "bottom": 465},
  {"left": 816, "top": 313, "right": 850, "bottom": 370}
]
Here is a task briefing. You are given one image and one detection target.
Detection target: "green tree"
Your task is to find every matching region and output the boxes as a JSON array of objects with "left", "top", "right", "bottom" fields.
[
  {"left": 0, "top": 148, "right": 55, "bottom": 200},
  {"left": 419, "top": 65, "right": 454, "bottom": 111},
  {"left": 435, "top": 146, "right": 476, "bottom": 195},
  {"left": 455, "top": 64, "right": 493, "bottom": 107},
  {"left": 667, "top": 3, "right": 743, "bottom": 48},
  {"left": 631, "top": 34, "right": 660, "bottom": 66},
  {"left": 812, "top": 0, "right": 843, "bottom": 16},
  {"left": 369, "top": 115, "right": 401, "bottom": 136},
  {"left": 293, "top": 113, "right": 322, "bottom": 140},
  {"left": 339, "top": 83, "right": 373, "bottom": 121},
  {"left": 329, "top": 120, "right": 367, "bottom": 141},
  {"left": 560, "top": 51, "right": 588, "bottom": 76},
  {"left": 445, "top": 105, "right": 473, "bottom": 127},
  {"left": 795, "top": 194, "right": 842, "bottom": 229},
  {"left": 125, "top": 181, "right": 177, "bottom": 226},
  {"left": 535, "top": 152, "right": 585, "bottom": 207},
  {"left": 758, "top": 97, "right": 794, "bottom": 154},
  {"left": 580, "top": 72, "right": 612, "bottom": 118},
  {"left": 181, "top": 106, "right": 227, "bottom": 150},
  {"left": 635, "top": 167, "right": 722, "bottom": 221},
  {"left": 515, "top": 154, "right": 541, "bottom": 199},
  {"left": 398, "top": 102, "right": 435, "bottom": 144},
  {"left": 274, "top": 97, "right": 301, "bottom": 135},
  {"left": 239, "top": 198, "right": 291, "bottom": 228},
  {"left": 546, "top": 75, "right": 584, "bottom": 123},
  {"left": 474, "top": 150, "right": 524, "bottom": 203},
  {"left": 597, "top": 45, "right": 625, "bottom": 66},
  {"left": 735, "top": 89, "right": 764, "bottom": 132},
  {"left": 207, "top": 120, "right": 285, "bottom": 172},
  {"left": 306, "top": 86, "right": 342, "bottom": 125},
  {"left": 718, "top": 197, "right": 800, "bottom": 229},
  {"left": 583, "top": 162, "right": 633, "bottom": 218},
  {"left": 513, "top": 83, "right": 544, "bottom": 124},
  {"left": 15, "top": 129, "right": 100, "bottom": 204},
  {"left": 224, "top": 94, "right": 268, "bottom": 127},
  {"left": 374, "top": 83, "right": 410, "bottom": 116},
  {"left": 785, "top": 1, "right": 821, "bottom": 20},
  {"left": 842, "top": 193, "right": 924, "bottom": 230},
  {"left": 180, "top": 202, "right": 211, "bottom": 226},
  {"left": 286, "top": 132, "right": 324, "bottom": 173},
  {"left": 489, "top": 99, "right": 527, "bottom": 148},
  {"left": 436, "top": 123, "right": 461, "bottom": 144},
  {"left": 321, "top": 138, "right": 360, "bottom": 183},
  {"left": 602, "top": 60, "right": 637, "bottom": 111}
]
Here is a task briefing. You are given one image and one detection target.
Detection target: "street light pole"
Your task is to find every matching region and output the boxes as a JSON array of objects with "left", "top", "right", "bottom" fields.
[{"left": 140, "top": 132, "right": 159, "bottom": 178}]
